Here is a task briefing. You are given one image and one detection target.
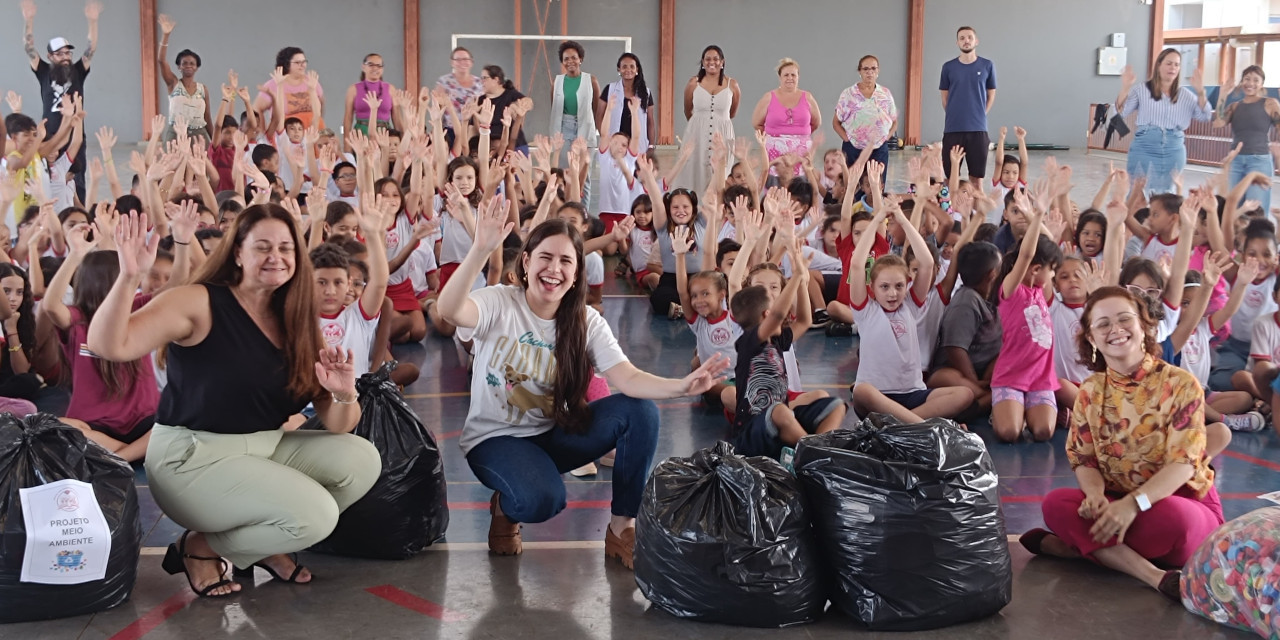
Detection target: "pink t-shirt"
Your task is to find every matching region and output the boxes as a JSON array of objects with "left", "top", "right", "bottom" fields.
[
  {"left": 1187, "top": 244, "right": 1230, "bottom": 337},
  {"left": 59, "top": 296, "right": 159, "bottom": 435},
  {"left": 991, "top": 283, "right": 1059, "bottom": 392}
]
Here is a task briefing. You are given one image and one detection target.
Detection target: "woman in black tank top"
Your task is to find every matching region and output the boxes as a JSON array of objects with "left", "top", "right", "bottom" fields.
[
  {"left": 1214, "top": 65, "right": 1280, "bottom": 215},
  {"left": 86, "top": 205, "right": 380, "bottom": 598}
]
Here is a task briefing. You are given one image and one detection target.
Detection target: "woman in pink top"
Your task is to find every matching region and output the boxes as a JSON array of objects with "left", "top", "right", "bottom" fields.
[
  {"left": 252, "top": 46, "right": 325, "bottom": 132},
  {"left": 343, "top": 53, "right": 402, "bottom": 146},
  {"left": 751, "top": 58, "right": 822, "bottom": 170},
  {"left": 991, "top": 193, "right": 1065, "bottom": 443}
]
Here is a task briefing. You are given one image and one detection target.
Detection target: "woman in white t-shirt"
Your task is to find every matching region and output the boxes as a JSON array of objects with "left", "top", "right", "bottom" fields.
[{"left": 438, "top": 202, "right": 729, "bottom": 570}]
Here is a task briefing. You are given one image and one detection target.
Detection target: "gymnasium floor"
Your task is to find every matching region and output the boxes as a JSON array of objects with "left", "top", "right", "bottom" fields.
[{"left": 4, "top": 149, "right": 1275, "bottom": 639}]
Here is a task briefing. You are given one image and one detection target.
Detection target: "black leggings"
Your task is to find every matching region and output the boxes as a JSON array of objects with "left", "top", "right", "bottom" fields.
[{"left": 649, "top": 273, "right": 681, "bottom": 315}]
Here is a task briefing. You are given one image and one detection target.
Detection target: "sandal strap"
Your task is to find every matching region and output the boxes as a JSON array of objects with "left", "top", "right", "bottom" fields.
[{"left": 196, "top": 577, "right": 236, "bottom": 598}]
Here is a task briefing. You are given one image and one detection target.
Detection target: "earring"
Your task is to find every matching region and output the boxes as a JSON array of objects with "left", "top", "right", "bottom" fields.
[{"left": 1091, "top": 344, "right": 1097, "bottom": 361}]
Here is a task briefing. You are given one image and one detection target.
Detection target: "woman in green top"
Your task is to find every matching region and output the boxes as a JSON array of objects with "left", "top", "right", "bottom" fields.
[{"left": 549, "top": 40, "right": 602, "bottom": 166}]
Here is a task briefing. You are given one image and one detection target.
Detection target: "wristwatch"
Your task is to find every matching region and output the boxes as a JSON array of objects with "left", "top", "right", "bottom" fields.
[{"left": 1133, "top": 492, "right": 1152, "bottom": 512}]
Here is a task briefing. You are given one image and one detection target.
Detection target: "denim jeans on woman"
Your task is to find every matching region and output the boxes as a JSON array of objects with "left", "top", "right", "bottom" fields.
[
  {"left": 1127, "top": 125, "right": 1185, "bottom": 195},
  {"left": 1230, "top": 153, "right": 1275, "bottom": 218},
  {"left": 466, "top": 394, "right": 659, "bottom": 523}
]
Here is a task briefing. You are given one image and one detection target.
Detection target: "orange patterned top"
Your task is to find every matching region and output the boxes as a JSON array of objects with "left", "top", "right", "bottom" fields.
[{"left": 1067, "top": 354, "right": 1214, "bottom": 498}]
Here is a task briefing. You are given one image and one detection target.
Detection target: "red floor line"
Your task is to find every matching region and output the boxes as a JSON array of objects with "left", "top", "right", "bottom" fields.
[
  {"left": 1220, "top": 449, "right": 1280, "bottom": 472},
  {"left": 367, "top": 585, "right": 468, "bottom": 622},
  {"left": 107, "top": 589, "right": 197, "bottom": 640}
]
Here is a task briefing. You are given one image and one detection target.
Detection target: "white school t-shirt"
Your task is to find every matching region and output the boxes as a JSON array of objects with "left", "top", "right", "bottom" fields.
[
  {"left": 779, "top": 246, "right": 842, "bottom": 278},
  {"left": 851, "top": 287, "right": 927, "bottom": 393},
  {"left": 629, "top": 226, "right": 656, "bottom": 270},
  {"left": 917, "top": 285, "right": 948, "bottom": 372},
  {"left": 384, "top": 212, "right": 418, "bottom": 286},
  {"left": 1182, "top": 316, "right": 1220, "bottom": 386},
  {"left": 1248, "top": 312, "right": 1280, "bottom": 368},
  {"left": 1139, "top": 234, "right": 1178, "bottom": 266},
  {"left": 1049, "top": 296, "right": 1090, "bottom": 384},
  {"left": 47, "top": 154, "right": 75, "bottom": 211},
  {"left": 319, "top": 302, "right": 381, "bottom": 377},
  {"left": 460, "top": 285, "right": 629, "bottom": 454},
  {"left": 597, "top": 149, "right": 637, "bottom": 215},
  {"left": 688, "top": 309, "right": 741, "bottom": 370},
  {"left": 408, "top": 242, "right": 440, "bottom": 297},
  {"left": 585, "top": 252, "right": 605, "bottom": 287},
  {"left": 435, "top": 194, "right": 475, "bottom": 266},
  {"left": 1231, "top": 273, "right": 1279, "bottom": 343}
]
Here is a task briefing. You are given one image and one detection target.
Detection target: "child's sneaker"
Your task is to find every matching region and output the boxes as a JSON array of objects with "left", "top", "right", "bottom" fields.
[
  {"left": 570, "top": 462, "right": 598, "bottom": 477},
  {"left": 811, "top": 309, "right": 831, "bottom": 328},
  {"left": 825, "top": 322, "right": 856, "bottom": 337},
  {"left": 1223, "top": 411, "right": 1267, "bottom": 433}
]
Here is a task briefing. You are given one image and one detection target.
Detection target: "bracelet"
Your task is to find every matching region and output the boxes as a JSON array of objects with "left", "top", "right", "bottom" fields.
[
  {"left": 173, "top": 239, "right": 190, "bottom": 245},
  {"left": 8, "top": 344, "right": 21, "bottom": 353},
  {"left": 332, "top": 392, "right": 357, "bottom": 405}
]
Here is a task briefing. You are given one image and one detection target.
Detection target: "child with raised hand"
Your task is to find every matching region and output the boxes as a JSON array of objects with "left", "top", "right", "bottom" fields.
[
  {"left": 730, "top": 242, "right": 844, "bottom": 459},
  {"left": 1173, "top": 252, "right": 1265, "bottom": 438},
  {"left": 638, "top": 153, "right": 704, "bottom": 316},
  {"left": 987, "top": 185, "right": 1064, "bottom": 443},
  {"left": 313, "top": 192, "right": 390, "bottom": 377},
  {"left": 1050, "top": 257, "right": 1106, "bottom": 415},
  {"left": 673, "top": 225, "right": 739, "bottom": 410},
  {"left": 826, "top": 159, "right": 890, "bottom": 335},
  {"left": 990, "top": 126, "right": 1029, "bottom": 204},
  {"left": 848, "top": 195, "right": 973, "bottom": 423}
]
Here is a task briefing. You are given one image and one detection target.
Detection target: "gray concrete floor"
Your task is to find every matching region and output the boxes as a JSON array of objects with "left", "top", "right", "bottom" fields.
[{"left": 0, "top": 543, "right": 1253, "bottom": 640}]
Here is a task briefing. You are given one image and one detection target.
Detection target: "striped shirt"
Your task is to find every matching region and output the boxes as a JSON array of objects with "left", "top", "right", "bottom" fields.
[{"left": 1120, "top": 84, "right": 1213, "bottom": 130}]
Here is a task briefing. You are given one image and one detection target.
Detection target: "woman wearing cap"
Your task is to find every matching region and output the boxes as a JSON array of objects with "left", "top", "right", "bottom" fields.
[
  {"left": 343, "top": 53, "right": 404, "bottom": 151},
  {"left": 156, "top": 15, "right": 212, "bottom": 144}
]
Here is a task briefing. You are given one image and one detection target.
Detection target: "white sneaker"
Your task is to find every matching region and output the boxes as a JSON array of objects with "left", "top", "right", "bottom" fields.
[
  {"left": 1224, "top": 411, "right": 1267, "bottom": 433},
  {"left": 569, "top": 462, "right": 598, "bottom": 477}
]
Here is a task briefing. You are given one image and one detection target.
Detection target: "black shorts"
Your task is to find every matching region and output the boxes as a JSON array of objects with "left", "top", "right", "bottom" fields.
[
  {"left": 821, "top": 272, "right": 842, "bottom": 303},
  {"left": 90, "top": 414, "right": 156, "bottom": 445},
  {"left": 941, "top": 131, "right": 990, "bottom": 179}
]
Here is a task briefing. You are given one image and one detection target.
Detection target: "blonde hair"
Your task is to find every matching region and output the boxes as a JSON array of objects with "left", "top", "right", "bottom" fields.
[{"left": 776, "top": 58, "right": 799, "bottom": 75}]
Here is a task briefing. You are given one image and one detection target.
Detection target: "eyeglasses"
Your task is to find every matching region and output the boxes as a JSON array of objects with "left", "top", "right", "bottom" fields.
[
  {"left": 1090, "top": 313, "right": 1139, "bottom": 333},
  {"left": 336, "top": 173, "right": 357, "bottom": 180},
  {"left": 292, "top": 59, "right": 307, "bottom": 65},
  {"left": 1124, "top": 284, "right": 1162, "bottom": 299},
  {"left": 452, "top": 57, "right": 472, "bottom": 62},
  {"left": 364, "top": 62, "right": 383, "bottom": 69}
]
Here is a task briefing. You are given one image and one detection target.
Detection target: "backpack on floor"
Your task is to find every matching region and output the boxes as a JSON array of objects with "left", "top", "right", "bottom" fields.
[
  {"left": 0, "top": 413, "right": 142, "bottom": 623},
  {"left": 634, "top": 442, "right": 827, "bottom": 628},
  {"left": 1181, "top": 506, "right": 1280, "bottom": 639},
  {"left": 308, "top": 362, "right": 449, "bottom": 559},
  {"left": 793, "top": 415, "right": 1011, "bottom": 631}
]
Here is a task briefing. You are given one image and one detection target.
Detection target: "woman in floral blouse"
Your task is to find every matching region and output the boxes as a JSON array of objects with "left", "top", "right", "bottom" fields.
[
  {"left": 1019, "top": 286, "right": 1224, "bottom": 602},
  {"left": 833, "top": 54, "right": 897, "bottom": 183},
  {"left": 435, "top": 47, "right": 483, "bottom": 144}
]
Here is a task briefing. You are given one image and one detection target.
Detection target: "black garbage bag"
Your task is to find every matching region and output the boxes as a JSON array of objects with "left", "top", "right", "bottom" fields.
[
  {"left": 0, "top": 412, "right": 141, "bottom": 623},
  {"left": 309, "top": 362, "right": 449, "bottom": 559},
  {"left": 634, "top": 442, "right": 826, "bottom": 628},
  {"left": 793, "top": 415, "right": 1011, "bottom": 631}
]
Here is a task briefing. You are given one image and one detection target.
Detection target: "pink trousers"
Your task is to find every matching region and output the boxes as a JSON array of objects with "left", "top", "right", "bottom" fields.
[{"left": 1041, "top": 484, "right": 1224, "bottom": 567}]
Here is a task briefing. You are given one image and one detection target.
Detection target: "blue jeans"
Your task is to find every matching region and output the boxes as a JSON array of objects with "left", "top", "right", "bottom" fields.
[
  {"left": 1208, "top": 336, "right": 1249, "bottom": 392},
  {"left": 466, "top": 394, "right": 659, "bottom": 522},
  {"left": 1230, "top": 153, "right": 1274, "bottom": 217},
  {"left": 1128, "top": 126, "right": 1185, "bottom": 195},
  {"left": 842, "top": 139, "right": 889, "bottom": 185}
]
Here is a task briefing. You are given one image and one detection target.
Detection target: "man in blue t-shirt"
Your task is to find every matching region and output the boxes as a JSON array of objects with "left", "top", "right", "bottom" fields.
[{"left": 939, "top": 26, "right": 997, "bottom": 185}]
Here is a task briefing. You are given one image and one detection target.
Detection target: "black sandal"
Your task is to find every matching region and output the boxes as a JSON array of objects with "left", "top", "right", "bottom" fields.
[
  {"left": 161, "top": 531, "right": 238, "bottom": 598},
  {"left": 1018, "top": 528, "right": 1053, "bottom": 555},
  {"left": 232, "top": 552, "right": 309, "bottom": 583}
]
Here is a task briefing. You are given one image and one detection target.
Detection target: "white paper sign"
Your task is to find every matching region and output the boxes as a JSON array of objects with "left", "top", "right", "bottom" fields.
[{"left": 19, "top": 479, "right": 112, "bottom": 584}]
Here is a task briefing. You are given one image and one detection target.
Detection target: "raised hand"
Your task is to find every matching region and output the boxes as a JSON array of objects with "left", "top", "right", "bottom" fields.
[
  {"left": 20, "top": 0, "right": 35, "bottom": 22},
  {"left": 1014, "top": 126, "right": 1027, "bottom": 140},
  {"left": 363, "top": 91, "right": 382, "bottom": 119},
  {"left": 167, "top": 199, "right": 200, "bottom": 245},
  {"left": 1120, "top": 65, "right": 1136, "bottom": 93},
  {"left": 1237, "top": 256, "right": 1262, "bottom": 286},
  {"left": 157, "top": 13, "right": 175, "bottom": 34},
  {"left": 84, "top": 0, "right": 102, "bottom": 22},
  {"left": 67, "top": 222, "right": 98, "bottom": 258},
  {"left": 671, "top": 225, "right": 692, "bottom": 255},
  {"left": 306, "top": 70, "right": 320, "bottom": 89},
  {"left": 4, "top": 91, "right": 21, "bottom": 114},
  {"left": 478, "top": 98, "right": 496, "bottom": 126},
  {"left": 612, "top": 215, "right": 635, "bottom": 242},
  {"left": 473, "top": 196, "right": 513, "bottom": 255}
]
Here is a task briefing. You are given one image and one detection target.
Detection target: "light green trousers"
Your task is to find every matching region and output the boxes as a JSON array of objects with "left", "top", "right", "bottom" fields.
[{"left": 145, "top": 423, "right": 381, "bottom": 568}]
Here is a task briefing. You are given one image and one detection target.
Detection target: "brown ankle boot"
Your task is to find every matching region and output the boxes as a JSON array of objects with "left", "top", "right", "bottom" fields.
[
  {"left": 488, "top": 493, "right": 522, "bottom": 555},
  {"left": 604, "top": 525, "right": 635, "bottom": 569}
]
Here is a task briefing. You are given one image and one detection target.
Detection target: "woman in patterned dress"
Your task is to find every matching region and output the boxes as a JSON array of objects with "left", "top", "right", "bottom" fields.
[{"left": 1018, "top": 286, "right": 1225, "bottom": 602}]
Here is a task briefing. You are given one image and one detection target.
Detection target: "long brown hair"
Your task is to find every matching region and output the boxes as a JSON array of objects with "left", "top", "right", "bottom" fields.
[
  {"left": 195, "top": 204, "right": 325, "bottom": 400},
  {"left": 515, "top": 219, "right": 592, "bottom": 434},
  {"left": 1147, "top": 48, "right": 1182, "bottom": 103},
  {"left": 1075, "top": 286, "right": 1162, "bottom": 373},
  {"left": 65, "top": 251, "right": 143, "bottom": 398}
]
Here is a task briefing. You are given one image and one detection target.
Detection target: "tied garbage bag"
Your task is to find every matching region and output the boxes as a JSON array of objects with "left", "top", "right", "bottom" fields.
[
  {"left": 1181, "top": 506, "right": 1280, "bottom": 639},
  {"left": 0, "top": 413, "right": 141, "bottom": 623},
  {"left": 309, "top": 362, "right": 449, "bottom": 559},
  {"left": 793, "top": 416, "right": 1011, "bottom": 631},
  {"left": 634, "top": 442, "right": 826, "bottom": 628}
]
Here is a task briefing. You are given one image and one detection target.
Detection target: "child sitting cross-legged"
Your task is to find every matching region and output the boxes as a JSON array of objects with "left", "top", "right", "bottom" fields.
[
  {"left": 847, "top": 196, "right": 973, "bottom": 423},
  {"left": 729, "top": 242, "right": 844, "bottom": 458}
]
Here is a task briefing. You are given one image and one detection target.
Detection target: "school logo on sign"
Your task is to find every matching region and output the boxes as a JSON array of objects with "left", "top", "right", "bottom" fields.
[{"left": 54, "top": 488, "right": 80, "bottom": 512}]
